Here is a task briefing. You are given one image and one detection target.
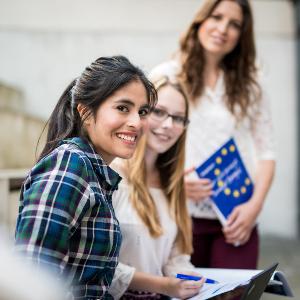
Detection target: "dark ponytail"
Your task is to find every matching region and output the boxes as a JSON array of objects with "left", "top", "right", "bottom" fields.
[
  {"left": 38, "top": 55, "right": 157, "bottom": 161},
  {"left": 38, "top": 79, "right": 80, "bottom": 160}
]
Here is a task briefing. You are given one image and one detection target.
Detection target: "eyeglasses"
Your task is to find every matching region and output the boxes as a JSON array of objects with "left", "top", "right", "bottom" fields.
[{"left": 150, "top": 108, "right": 190, "bottom": 129}]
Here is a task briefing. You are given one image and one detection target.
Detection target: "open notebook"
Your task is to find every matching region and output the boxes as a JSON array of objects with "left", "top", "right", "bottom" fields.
[{"left": 174, "top": 263, "right": 293, "bottom": 300}]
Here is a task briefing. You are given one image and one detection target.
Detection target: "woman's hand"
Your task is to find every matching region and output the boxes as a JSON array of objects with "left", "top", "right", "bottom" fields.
[
  {"left": 184, "top": 167, "right": 213, "bottom": 202},
  {"left": 223, "top": 160, "right": 275, "bottom": 246},
  {"left": 162, "top": 276, "right": 204, "bottom": 299},
  {"left": 223, "top": 200, "right": 261, "bottom": 245},
  {"left": 129, "top": 271, "right": 204, "bottom": 299}
]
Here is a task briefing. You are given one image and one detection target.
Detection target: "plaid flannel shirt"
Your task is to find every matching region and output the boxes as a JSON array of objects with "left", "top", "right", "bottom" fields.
[{"left": 15, "top": 137, "right": 122, "bottom": 299}]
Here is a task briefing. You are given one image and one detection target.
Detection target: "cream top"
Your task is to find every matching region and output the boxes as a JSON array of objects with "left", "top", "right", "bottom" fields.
[
  {"left": 108, "top": 172, "right": 194, "bottom": 299},
  {"left": 149, "top": 61, "right": 276, "bottom": 219}
]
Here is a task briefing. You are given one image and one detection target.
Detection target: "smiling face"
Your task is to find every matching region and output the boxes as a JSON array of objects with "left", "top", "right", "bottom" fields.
[
  {"left": 198, "top": 0, "right": 243, "bottom": 61},
  {"left": 146, "top": 84, "right": 187, "bottom": 155},
  {"left": 82, "top": 80, "right": 149, "bottom": 164}
]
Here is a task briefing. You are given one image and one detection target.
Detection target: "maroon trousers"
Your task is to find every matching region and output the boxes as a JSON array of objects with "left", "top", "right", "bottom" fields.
[{"left": 191, "top": 218, "right": 259, "bottom": 269}]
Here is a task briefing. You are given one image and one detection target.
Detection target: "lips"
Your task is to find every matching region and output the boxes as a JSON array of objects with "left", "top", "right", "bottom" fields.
[
  {"left": 116, "top": 133, "right": 136, "bottom": 142},
  {"left": 210, "top": 35, "right": 227, "bottom": 45},
  {"left": 116, "top": 132, "right": 138, "bottom": 145},
  {"left": 151, "top": 130, "right": 171, "bottom": 141}
]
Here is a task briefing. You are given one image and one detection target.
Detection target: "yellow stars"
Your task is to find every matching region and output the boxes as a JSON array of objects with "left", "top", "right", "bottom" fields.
[
  {"left": 216, "top": 157, "right": 222, "bottom": 164},
  {"left": 217, "top": 180, "right": 224, "bottom": 187},
  {"left": 214, "top": 168, "right": 221, "bottom": 176},
  {"left": 245, "top": 178, "right": 251, "bottom": 185},
  {"left": 233, "top": 190, "right": 240, "bottom": 198},
  {"left": 224, "top": 188, "right": 231, "bottom": 195},
  {"left": 221, "top": 148, "right": 228, "bottom": 156},
  {"left": 229, "top": 144, "right": 236, "bottom": 152},
  {"left": 240, "top": 186, "right": 246, "bottom": 194},
  {"left": 224, "top": 187, "right": 247, "bottom": 197}
]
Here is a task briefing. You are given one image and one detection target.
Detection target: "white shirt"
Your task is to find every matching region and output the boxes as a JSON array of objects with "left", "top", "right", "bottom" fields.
[
  {"left": 149, "top": 61, "right": 276, "bottom": 219},
  {"left": 108, "top": 169, "right": 194, "bottom": 299}
]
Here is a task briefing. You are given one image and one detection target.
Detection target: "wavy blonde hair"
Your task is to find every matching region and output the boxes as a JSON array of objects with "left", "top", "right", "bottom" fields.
[
  {"left": 178, "top": 0, "right": 261, "bottom": 119},
  {"left": 124, "top": 76, "right": 192, "bottom": 254}
]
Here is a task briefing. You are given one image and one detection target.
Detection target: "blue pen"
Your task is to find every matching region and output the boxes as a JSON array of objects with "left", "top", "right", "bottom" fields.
[{"left": 176, "top": 273, "right": 219, "bottom": 284}]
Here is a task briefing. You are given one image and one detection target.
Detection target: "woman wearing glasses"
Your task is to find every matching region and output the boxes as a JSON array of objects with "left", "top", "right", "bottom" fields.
[{"left": 108, "top": 76, "right": 204, "bottom": 299}]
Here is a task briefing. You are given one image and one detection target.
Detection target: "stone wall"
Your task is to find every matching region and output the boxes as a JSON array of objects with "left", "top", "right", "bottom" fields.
[{"left": 0, "top": 83, "right": 46, "bottom": 169}]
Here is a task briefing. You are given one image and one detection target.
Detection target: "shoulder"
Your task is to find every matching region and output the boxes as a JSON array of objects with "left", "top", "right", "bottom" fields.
[
  {"left": 149, "top": 60, "right": 181, "bottom": 82},
  {"left": 110, "top": 158, "right": 128, "bottom": 182},
  {"left": 112, "top": 180, "right": 131, "bottom": 213},
  {"left": 110, "top": 159, "right": 132, "bottom": 208},
  {"left": 248, "top": 67, "right": 271, "bottom": 110},
  {"left": 21, "top": 144, "right": 93, "bottom": 217},
  {"left": 31, "top": 143, "right": 91, "bottom": 182}
]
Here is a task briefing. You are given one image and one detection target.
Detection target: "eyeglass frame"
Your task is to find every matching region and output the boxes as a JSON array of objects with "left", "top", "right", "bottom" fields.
[{"left": 150, "top": 107, "right": 190, "bottom": 129}]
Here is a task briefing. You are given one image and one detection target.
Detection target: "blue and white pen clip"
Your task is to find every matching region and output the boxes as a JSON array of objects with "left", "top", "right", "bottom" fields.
[{"left": 176, "top": 273, "right": 219, "bottom": 284}]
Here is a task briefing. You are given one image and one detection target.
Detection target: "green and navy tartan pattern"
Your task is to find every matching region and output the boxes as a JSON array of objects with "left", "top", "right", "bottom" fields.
[{"left": 15, "top": 137, "right": 122, "bottom": 299}]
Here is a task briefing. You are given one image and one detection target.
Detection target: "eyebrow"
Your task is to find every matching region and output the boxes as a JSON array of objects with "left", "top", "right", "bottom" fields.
[
  {"left": 115, "top": 99, "right": 135, "bottom": 106},
  {"left": 232, "top": 18, "right": 242, "bottom": 24},
  {"left": 115, "top": 99, "right": 149, "bottom": 109},
  {"left": 212, "top": 11, "right": 243, "bottom": 23},
  {"left": 155, "top": 105, "right": 185, "bottom": 116}
]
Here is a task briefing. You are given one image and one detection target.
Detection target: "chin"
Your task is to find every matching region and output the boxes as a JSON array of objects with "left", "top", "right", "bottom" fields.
[
  {"left": 117, "top": 151, "right": 135, "bottom": 159},
  {"left": 155, "top": 147, "right": 169, "bottom": 154},
  {"left": 207, "top": 47, "right": 223, "bottom": 54}
]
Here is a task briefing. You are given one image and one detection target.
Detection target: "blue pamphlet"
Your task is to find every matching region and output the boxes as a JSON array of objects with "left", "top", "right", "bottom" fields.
[{"left": 195, "top": 138, "right": 254, "bottom": 225}]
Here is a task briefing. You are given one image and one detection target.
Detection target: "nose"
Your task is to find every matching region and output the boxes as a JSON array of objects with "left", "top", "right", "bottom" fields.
[
  {"left": 127, "top": 112, "right": 143, "bottom": 129},
  {"left": 161, "top": 115, "right": 173, "bottom": 128},
  {"left": 217, "top": 20, "right": 228, "bottom": 34}
]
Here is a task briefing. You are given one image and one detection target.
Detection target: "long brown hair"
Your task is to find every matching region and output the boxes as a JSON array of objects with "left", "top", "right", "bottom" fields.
[
  {"left": 179, "top": 0, "right": 261, "bottom": 118},
  {"left": 125, "top": 76, "right": 193, "bottom": 254}
]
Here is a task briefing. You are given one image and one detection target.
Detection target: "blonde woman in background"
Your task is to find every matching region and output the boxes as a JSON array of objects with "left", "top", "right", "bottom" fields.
[
  {"left": 109, "top": 76, "right": 204, "bottom": 299},
  {"left": 150, "top": 0, "right": 275, "bottom": 269}
]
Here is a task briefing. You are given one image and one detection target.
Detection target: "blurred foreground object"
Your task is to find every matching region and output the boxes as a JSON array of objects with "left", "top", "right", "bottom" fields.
[{"left": 0, "top": 227, "right": 67, "bottom": 300}]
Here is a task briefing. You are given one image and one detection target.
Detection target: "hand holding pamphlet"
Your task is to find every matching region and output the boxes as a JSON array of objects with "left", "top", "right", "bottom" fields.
[{"left": 195, "top": 138, "right": 253, "bottom": 225}]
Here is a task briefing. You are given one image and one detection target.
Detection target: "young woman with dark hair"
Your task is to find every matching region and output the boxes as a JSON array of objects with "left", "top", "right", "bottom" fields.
[
  {"left": 15, "top": 55, "right": 157, "bottom": 299},
  {"left": 150, "top": 0, "right": 275, "bottom": 269}
]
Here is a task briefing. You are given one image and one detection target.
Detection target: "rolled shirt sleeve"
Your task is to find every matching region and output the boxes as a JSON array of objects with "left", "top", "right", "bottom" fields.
[{"left": 109, "top": 262, "right": 136, "bottom": 300}]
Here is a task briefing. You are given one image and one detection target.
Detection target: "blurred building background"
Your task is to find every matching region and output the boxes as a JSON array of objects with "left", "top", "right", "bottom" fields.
[
  {"left": 0, "top": 0, "right": 299, "bottom": 298},
  {"left": 0, "top": 0, "right": 298, "bottom": 238}
]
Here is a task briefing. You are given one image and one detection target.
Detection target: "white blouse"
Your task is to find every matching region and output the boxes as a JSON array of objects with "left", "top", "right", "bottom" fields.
[
  {"left": 109, "top": 172, "right": 194, "bottom": 299},
  {"left": 149, "top": 61, "right": 276, "bottom": 219}
]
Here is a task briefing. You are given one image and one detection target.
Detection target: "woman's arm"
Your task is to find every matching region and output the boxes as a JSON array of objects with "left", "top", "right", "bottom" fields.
[
  {"left": 223, "top": 159, "right": 275, "bottom": 245},
  {"left": 15, "top": 149, "right": 90, "bottom": 274},
  {"left": 224, "top": 81, "right": 276, "bottom": 245},
  {"left": 109, "top": 259, "right": 202, "bottom": 299}
]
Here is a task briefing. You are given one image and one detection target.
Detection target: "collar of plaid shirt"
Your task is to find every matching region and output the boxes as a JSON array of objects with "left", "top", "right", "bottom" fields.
[{"left": 60, "top": 137, "right": 122, "bottom": 190}]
